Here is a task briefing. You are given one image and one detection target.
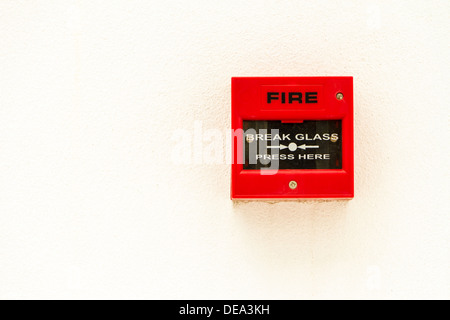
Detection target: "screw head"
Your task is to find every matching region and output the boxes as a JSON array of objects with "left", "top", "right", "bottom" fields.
[
  {"left": 246, "top": 135, "right": 254, "bottom": 143},
  {"left": 336, "top": 92, "right": 344, "bottom": 100},
  {"left": 289, "top": 181, "right": 298, "bottom": 190}
]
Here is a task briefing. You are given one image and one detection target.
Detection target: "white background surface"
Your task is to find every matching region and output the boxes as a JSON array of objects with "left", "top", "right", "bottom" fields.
[{"left": 0, "top": 0, "right": 449, "bottom": 299}]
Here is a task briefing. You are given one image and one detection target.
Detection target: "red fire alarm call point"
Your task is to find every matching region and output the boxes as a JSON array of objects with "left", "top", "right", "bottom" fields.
[{"left": 231, "top": 77, "right": 353, "bottom": 199}]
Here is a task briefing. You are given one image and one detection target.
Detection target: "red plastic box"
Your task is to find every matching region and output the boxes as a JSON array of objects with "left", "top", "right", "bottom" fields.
[{"left": 231, "top": 77, "right": 354, "bottom": 199}]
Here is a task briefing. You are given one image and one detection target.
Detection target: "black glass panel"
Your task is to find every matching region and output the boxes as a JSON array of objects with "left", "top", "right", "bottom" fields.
[{"left": 243, "top": 120, "right": 342, "bottom": 170}]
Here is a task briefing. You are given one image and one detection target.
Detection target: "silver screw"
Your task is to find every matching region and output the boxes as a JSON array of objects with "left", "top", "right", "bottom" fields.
[
  {"left": 336, "top": 92, "right": 344, "bottom": 100},
  {"left": 246, "top": 135, "right": 254, "bottom": 143},
  {"left": 289, "top": 181, "right": 298, "bottom": 190}
]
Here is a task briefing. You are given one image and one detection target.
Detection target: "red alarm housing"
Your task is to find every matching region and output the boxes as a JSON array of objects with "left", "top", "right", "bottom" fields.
[{"left": 231, "top": 77, "right": 354, "bottom": 199}]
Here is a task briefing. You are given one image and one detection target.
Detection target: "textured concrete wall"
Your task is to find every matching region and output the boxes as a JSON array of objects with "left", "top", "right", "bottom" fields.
[{"left": 0, "top": 0, "right": 449, "bottom": 299}]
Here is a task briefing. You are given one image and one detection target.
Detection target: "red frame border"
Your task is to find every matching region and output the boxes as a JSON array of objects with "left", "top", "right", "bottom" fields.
[{"left": 231, "top": 77, "right": 354, "bottom": 199}]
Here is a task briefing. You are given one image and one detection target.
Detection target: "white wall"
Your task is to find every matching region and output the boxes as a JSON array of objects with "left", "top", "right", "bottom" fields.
[{"left": 0, "top": 0, "right": 449, "bottom": 300}]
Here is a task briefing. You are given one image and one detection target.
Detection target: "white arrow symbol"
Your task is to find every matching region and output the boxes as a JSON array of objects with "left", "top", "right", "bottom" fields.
[
  {"left": 298, "top": 144, "right": 319, "bottom": 150},
  {"left": 267, "top": 144, "right": 288, "bottom": 150}
]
